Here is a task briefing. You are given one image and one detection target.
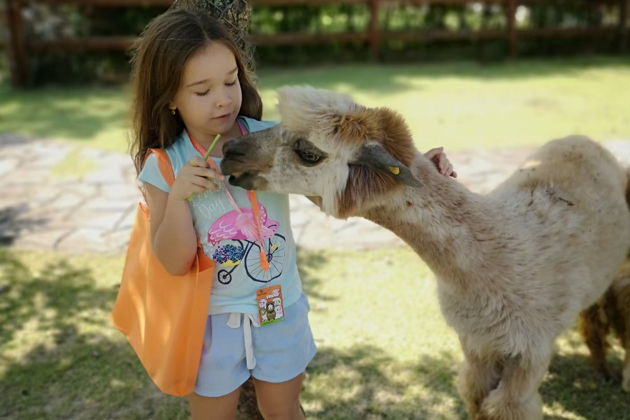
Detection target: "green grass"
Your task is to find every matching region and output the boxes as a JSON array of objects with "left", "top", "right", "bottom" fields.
[
  {"left": 259, "top": 57, "right": 630, "bottom": 151},
  {"left": 1, "top": 247, "right": 629, "bottom": 419},
  {"left": 1, "top": 56, "right": 629, "bottom": 153},
  {"left": 50, "top": 148, "right": 100, "bottom": 179},
  {"left": 0, "top": 84, "right": 132, "bottom": 152}
]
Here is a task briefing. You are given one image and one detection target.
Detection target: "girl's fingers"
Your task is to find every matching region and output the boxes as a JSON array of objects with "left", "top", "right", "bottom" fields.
[
  {"left": 436, "top": 155, "right": 457, "bottom": 178},
  {"left": 443, "top": 163, "right": 456, "bottom": 178},
  {"left": 439, "top": 155, "right": 449, "bottom": 171},
  {"left": 190, "top": 175, "right": 220, "bottom": 191},
  {"left": 424, "top": 147, "right": 444, "bottom": 160},
  {"left": 185, "top": 184, "right": 207, "bottom": 194},
  {"left": 191, "top": 166, "right": 224, "bottom": 181},
  {"left": 188, "top": 157, "right": 207, "bottom": 168},
  {"left": 184, "top": 180, "right": 218, "bottom": 200}
]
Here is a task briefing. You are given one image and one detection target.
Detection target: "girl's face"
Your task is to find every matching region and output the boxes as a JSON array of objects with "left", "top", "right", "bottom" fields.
[{"left": 170, "top": 41, "right": 243, "bottom": 139}]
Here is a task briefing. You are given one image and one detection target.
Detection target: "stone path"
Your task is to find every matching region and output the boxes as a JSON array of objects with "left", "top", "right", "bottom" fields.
[{"left": 2, "top": 133, "right": 630, "bottom": 253}]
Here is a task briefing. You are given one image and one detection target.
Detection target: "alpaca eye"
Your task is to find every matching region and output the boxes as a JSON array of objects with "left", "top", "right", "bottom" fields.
[
  {"left": 293, "top": 138, "right": 327, "bottom": 166},
  {"left": 298, "top": 150, "right": 321, "bottom": 163}
]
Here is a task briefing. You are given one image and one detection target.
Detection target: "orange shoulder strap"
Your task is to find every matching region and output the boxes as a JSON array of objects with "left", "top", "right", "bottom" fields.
[{"left": 147, "top": 148, "right": 175, "bottom": 187}]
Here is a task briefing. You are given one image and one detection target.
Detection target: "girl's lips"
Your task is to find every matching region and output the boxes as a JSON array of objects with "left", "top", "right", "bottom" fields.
[{"left": 213, "top": 112, "right": 232, "bottom": 120}]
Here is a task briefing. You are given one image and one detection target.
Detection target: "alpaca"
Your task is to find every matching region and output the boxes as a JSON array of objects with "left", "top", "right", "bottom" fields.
[
  {"left": 579, "top": 260, "right": 630, "bottom": 392},
  {"left": 220, "top": 86, "right": 630, "bottom": 420}
]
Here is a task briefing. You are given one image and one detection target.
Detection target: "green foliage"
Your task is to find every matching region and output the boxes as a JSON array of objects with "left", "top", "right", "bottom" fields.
[
  {"left": 24, "top": 5, "right": 164, "bottom": 84},
  {"left": 12, "top": 1, "right": 629, "bottom": 84},
  {"left": 0, "top": 53, "right": 8, "bottom": 85},
  {"left": 30, "top": 51, "right": 132, "bottom": 85}
]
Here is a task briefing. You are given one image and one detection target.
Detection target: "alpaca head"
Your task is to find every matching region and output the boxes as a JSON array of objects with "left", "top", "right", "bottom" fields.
[{"left": 221, "top": 85, "right": 422, "bottom": 217}]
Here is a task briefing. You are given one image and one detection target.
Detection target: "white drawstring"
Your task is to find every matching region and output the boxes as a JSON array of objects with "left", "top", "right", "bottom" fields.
[{"left": 227, "top": 312, "right": 260, "bottom": 370}]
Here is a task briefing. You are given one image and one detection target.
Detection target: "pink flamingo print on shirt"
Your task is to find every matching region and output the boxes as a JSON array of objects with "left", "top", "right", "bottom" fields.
[{"left": 208, "top": 203, "right": 279, "bottom": 247}]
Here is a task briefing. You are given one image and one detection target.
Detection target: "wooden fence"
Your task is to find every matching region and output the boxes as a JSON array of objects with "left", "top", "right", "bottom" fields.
[{"left": 3, "top": 0, "right": 630, "bottom": 86}]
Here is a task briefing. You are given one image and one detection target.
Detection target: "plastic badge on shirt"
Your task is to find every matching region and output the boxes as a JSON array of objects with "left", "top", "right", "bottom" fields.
[{"left": 256, "top": 285, "right": 285, "bottom": 326}]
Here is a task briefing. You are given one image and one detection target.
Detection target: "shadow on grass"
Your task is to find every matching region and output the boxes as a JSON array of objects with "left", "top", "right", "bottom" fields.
[
  {"left": 542, "top": 351, "right": 630, "bottom": 420},
  {"left": 0, "top": 85, "right": 127, "bottom": 144},
  {"left": 297, "top": 249, "right": 337, "bottom": 302},
  {"left": 0, "top": 249, "right": 184, "bottom": 419},
  {"left": 2, "top": 248, "right": 630, "bottom": 419},
  {"left": 0, "top": 249, "right": 112, "bottom": 346},
  {"left": 304, "top": 343, "right": 630, "bottom": 419},
  {"left": 0, "top": 205, "right": 47, "bottom": 246},
  {"left": 305, "top": 346, "right": 467, "bottom": 419}
]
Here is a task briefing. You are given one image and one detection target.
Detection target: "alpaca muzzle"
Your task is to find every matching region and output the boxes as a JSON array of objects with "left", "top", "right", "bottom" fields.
[{"left": 221, "top": 138, "right": 270, "bottom": 190}]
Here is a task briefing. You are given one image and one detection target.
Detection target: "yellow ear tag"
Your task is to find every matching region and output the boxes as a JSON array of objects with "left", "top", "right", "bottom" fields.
[{"left": 388, "top": 166, "right": 400, "bottom": 175}]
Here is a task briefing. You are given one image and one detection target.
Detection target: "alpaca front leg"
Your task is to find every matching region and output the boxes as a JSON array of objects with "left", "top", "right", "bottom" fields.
[
  {"left": 578, "top": 304, "right": 612, "bottom": 381},
  {"left": 478, "top": 353, "right": 551, "bottom": 420},
  {"left": 457, "top": 350, "right": 501, "bottom": 417}
]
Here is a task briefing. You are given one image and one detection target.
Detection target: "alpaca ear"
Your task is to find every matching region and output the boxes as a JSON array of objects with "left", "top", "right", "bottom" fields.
[{"left": 354, "top": 142, "right": 422, "bottom": 188}]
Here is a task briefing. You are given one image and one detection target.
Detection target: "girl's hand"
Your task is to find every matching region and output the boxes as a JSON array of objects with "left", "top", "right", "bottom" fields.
[
  {"left": 170, "top": 156, "right": 224, "bottom": 201},
  {"left": 425, "top": 147, "right": 457, "bottom": 178}
]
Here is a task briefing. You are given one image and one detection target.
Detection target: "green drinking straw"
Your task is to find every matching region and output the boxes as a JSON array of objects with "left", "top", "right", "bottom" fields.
[
  {"left": 203, "top": 133, "right": 222, "bottom": 161},
  {"left": 187, "top": 133, "right": 222, "bottom": 201}
]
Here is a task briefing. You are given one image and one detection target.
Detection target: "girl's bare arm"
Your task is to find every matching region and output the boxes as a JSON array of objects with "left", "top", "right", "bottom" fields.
[
  {"left": 144, "top": 157, "right": 222, "bottom": 275},
  {"left": 145, "top": 185, "right": 198, "bottom": 275}
]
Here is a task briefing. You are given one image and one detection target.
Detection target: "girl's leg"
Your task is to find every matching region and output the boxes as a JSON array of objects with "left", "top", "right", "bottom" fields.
[
  {"left": 253, "top": 373, "right": 305, "bottom": 420},
  {"left": 187, "top": 387, "right": 241, "bottom": 420}
]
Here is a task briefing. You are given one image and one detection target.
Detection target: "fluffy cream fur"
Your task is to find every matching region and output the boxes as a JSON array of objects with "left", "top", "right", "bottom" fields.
[{"left": 221, "top": 86, "right": 630, "bottom": 420}]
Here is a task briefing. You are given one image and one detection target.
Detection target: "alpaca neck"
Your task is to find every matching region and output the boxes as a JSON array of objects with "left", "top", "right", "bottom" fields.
[{"left": 363, "top": 153, "right": 502, "bottom": 284}]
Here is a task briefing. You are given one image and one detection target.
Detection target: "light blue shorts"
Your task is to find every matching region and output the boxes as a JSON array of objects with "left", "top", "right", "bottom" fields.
[{"left": 194, "top": 294, "right": 317, "bottom": 397}]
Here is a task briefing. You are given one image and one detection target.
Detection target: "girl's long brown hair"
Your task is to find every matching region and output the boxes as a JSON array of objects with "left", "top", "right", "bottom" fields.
[{"left": 129, "top": 8, "right": 262, "bottom": 173}]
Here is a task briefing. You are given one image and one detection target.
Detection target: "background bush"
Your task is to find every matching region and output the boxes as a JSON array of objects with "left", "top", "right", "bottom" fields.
[{"left": 6, "top": 0, "right": 629, "bottom": 84}]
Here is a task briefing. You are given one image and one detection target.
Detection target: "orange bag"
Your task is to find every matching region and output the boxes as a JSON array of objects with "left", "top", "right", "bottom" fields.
[{"left": 111, "top": 149, "right": 214, "bottom": 396}]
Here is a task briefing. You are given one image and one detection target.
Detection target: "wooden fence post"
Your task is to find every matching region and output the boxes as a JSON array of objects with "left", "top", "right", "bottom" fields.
[
  {"left": 368, "top": 0, "right": 380, "bottom": 60},
  {"left": 6, "top": 0, "right": 28, "bottom": 86},
  {"left": 505, "top": 0, "right": 517, "bottom": 57}
]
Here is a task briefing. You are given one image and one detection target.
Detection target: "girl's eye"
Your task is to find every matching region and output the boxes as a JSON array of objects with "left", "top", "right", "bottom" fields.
[
  {"left": 226, "top": 80, "right": 237, "bottom": 86},
  {"left": 195, "top": 90, "right": 210, "bottom": 96}
]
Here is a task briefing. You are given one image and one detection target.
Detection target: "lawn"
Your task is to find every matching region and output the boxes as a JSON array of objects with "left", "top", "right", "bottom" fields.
[
  {"left": 2, "top": 57, "right": 630, "bottom": 419},
  {"left": 1, "top": 248, "right": 629, "bottom": 419},
  {"left": 1, "top": 56, "right": 629, "bottom": 153}
]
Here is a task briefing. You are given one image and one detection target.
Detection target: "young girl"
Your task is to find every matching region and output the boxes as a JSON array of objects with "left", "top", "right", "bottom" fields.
[{"left": 129, "top": 7, "right": 455, "bottom": 420}]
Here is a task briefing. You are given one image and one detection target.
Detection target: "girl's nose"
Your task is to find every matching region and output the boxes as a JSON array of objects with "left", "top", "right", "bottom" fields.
[{"left": 216, "top": 87, "right": 232, "bottom": 108}]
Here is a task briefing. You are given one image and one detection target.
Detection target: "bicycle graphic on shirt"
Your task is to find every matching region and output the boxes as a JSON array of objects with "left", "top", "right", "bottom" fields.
[
  {"left": 212, "top": 234, "right": 286, "bottom": 284},
  {"left": 207, "top": 204, "right": 286, "bottom": 284}
]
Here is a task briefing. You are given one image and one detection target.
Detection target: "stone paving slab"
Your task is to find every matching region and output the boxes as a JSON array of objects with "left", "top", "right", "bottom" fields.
[{"left": 2, "top": 133, "right": 630, "bottom": 253}]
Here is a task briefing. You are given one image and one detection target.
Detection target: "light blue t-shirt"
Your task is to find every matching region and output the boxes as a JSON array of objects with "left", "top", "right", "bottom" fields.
[{"left": 138, "top": 116, "right": 303, "bottom": 316}]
